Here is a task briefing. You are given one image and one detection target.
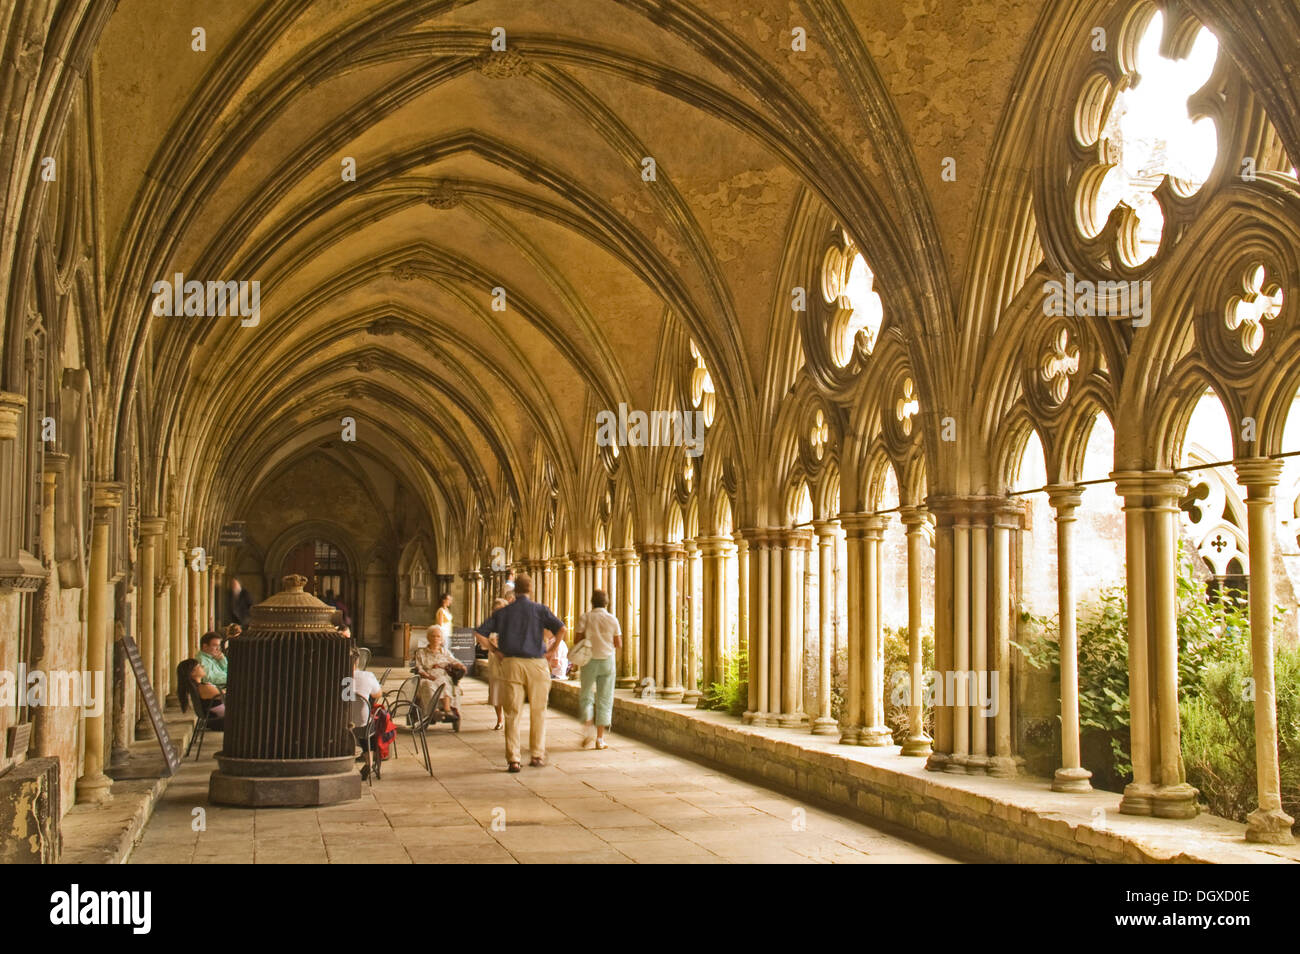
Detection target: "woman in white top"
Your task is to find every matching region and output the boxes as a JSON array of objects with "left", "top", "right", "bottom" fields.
[{"left": 574, "top": 589, "right": 622, "bottom": 749}]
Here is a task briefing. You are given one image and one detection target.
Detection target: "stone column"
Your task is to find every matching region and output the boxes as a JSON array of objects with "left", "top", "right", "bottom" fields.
[
  {"left": 989, "top": 503, "right": 1017, "bottom": 777},
  {"left": 899, "top": 507, "right": 932, "bottom": 756},
  {"left": 613, "top": 547, "right": 638, "bottom": 687},
  {"left": 927, "top": 506, "right": 955, "bottom": 772},
  {"left": 736, "top": 533, "right": 749, "bottom": 707},
  {"left": 683, "top": 540, "right": 702, "bottom": 704},
  {"left": 697, "top": 536, "right": 728, "bottom": 700},
  {"left": 968, "top": 513, "right": 989, "bottom": 773},
  {"left": 1113, "top": 471, "right": 1197, "bottom": 818},
  {"left": 31, "top": 465, "right": 59, "bottom": 757},
  {"left": 136, "top": 518, "right": 165, "bottom": 739},
  {"left": 77, "top": 482, "right": 122, "bottom": 804},
  {"left": 743, "top": 531, "right": 769, "bottom": 724},
  {"left": 1235, "top": 459, "right": 1295, "bottom": 844},
  {"left": 861, "top": 516, "right": 892, "bottom": 745},
  {"left": 949, "top": 509, "right": 971, "bottom": 772},
  {"left": 1046, "top": 485, "right": 1091, "bottom": 792},
  {"left": 188, "top": 542, "right": 202, "bottom": 658},
  {"left": 811, "top": 522, "right": 839, "bottom": 735},
  {"left": 662, "top": 544, "right": 684, "bottom": 700},
  {"left": 169, "top": 535, "right": 187, "bottom": 707},
  {"left": 155, "top": 566, "right": 171, "bottom": 708},
  {"left": 838, "top": 515, "right": 867, "bottom": 743}
]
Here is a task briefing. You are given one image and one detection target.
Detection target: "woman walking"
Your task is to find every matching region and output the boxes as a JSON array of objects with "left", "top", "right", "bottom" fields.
[
  {"left": 574, "top": 590, "right": 622, "bottom": 749},
  {"left": 475, "top": 597, "right": 510, "bottom": 729}
]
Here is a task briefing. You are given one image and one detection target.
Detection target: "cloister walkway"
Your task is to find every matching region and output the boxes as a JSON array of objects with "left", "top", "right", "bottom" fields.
[{"left": 126, "top": 675, "right": 961, "bottom": 864}]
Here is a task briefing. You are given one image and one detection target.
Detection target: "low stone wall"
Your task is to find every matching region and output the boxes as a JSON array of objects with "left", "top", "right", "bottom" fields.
[
  {"left": 547, "top": 681, "right": 1300, "bottom": 864},
  {"left": 0, "top": 757, "right": 61, "bottom": 863}
]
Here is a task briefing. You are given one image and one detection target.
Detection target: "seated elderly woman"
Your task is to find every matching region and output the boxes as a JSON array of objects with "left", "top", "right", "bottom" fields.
[
  {"left": 413, "top": 624, "right": 465, "bottom": 721},
  {"left": 177, "top": 658, "right": 225, "bottom": 730}
]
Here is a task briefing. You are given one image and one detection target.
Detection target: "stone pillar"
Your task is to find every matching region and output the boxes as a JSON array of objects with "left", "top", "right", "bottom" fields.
[
  {"left": 613, "top": 547, "right": 638, "bottom": 687},
  {"left": 927, "top": 506, "right": 955, "bottom": 771},
  {"left": 838, "top": 516, "right": 867, "bottom": 743},
  {"left": 742, "top": 531, "right": 769, "bottom": 724},
  {"left": 30, "top": 465, "right": 59, "bottom": 757},
  {"left": 662, "top": 544, "right": 684, "bottom": 700},
  {"left": 188, "top": 544, "right": 202, "bottom": 659},
  {"left": 735, "top": 534, "right": 749, "bottom": 708},
  {"left": 198, "top": 560, "right": 211, "bottom": 637},
  {"left": 77, "top": 482, "right": 122, "bottom": 805},
  {"left": 899, "top": 507, "right": 932, "bottom": 756},
  {"left": 683, "top": 540, "right": 702, "bottom": 704},
  {"left": 1046, "top": 485, "right": 1091, "bottom": 792},
  {"left": 136, "top": 518, "right": 165, "bottom": 739},
  {"left": 949, "top": 509, "right": 972, "bottom": 772},
  {"left": 968, "top": 514, "right": 990, "bottom": 773},
  {"left": 1113, "top": 471, "right": 1197, "bottom": 818},
  {"left": 989, "top": 503, "right": 1017, "bottom": 777},
  {"left": 860, "top": 516, "right": 891, "bottom": 745},
  {"left": 155, "top": 564, "right": 171, "bottom": 708},
  {"left": 169, "top": 534, "right": 187, "bottom": 707},
  {"left": 1235, "top": 458, "right": 1295, "bottom": 844},
  {"left": 697, "top": 536, "right": 728, "bottom": 701},
  {"left": 810, "top": 522, "right": 839, "bottom": 735},
  {"left": 777, "top": 529, "right": 808, "bottom": 726}
]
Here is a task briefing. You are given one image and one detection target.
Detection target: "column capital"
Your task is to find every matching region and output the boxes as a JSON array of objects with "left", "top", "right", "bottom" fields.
[
  {"left": 694, "top": 535, "right": 734, "bottom": 556},
  {"left": 44, "top": 451, "right": 69, "bottom": 476},
  {"left": 1045, "top": 483, "right": 1084, "bottom": 514},
  {"left": 90, "top": 481, "right": 125, "bottom": 511},
  {"left": 897, "top": 505, "right": 929, "bottom": 529},
  {"left": 0, "top": 391, "right": 26, "bottom": 441},
  {"left": 140, "top": 516, "right": 167, "bottom": 537},
  {"left": 610, "top": 547, "right": 638, "bottom": 564},
  {"left": 837, "top": 512, "right": 876, "bottom": 535},
  {"left": 1111, "top": 470, "right": 1188, "bottom": 508},
  {"left": 1234, "top": 457, "right": 1284, "bottom": 494}
]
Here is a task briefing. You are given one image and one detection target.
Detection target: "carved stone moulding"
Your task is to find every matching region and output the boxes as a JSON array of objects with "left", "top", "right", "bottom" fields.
[{"left": 0, "top": 391, "right": 27, "bottom": 441}]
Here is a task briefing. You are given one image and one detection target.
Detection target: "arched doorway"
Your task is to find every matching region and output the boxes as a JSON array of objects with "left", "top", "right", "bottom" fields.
[{"left": 282, "top": 539, "right": 355, "bottom": 631}]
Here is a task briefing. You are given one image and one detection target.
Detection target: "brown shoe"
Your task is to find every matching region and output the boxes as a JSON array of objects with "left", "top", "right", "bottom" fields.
[
  {"left": 507, "top": 761, "right": 521, "bottom": 773},
  {"left": 529, "top": 757, "right": 545, "bottom": 767}
]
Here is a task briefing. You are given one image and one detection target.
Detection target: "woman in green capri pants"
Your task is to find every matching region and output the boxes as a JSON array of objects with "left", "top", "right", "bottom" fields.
[{"left": 574, "top": 589, "right": 622, "bottom": 749}]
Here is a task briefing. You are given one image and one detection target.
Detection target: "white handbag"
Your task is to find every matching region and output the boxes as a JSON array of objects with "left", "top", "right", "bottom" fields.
[{"left": 569, "top": 638, "right": 593, "bottom": 668}]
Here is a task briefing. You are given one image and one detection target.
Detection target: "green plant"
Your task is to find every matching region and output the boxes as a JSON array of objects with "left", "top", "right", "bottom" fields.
[
  {"left": 1014, "top": 544, "right": 1279, "bottom": 801},
  {"left": 1181, "top": 645, "right": 1300, "bottom": 828},
  {"left": 703, "top": 650, "right": 748, "bottom": 717},
  {"left": 883, "top": 624, "right": 935, "bottom": 744}
]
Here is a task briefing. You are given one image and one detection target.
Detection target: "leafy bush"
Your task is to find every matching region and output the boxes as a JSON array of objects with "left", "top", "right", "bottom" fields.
[
  {"left": 1014, "top": 545, "right": 1288, "bottom": 818},
  {"left": 1182, "top": 645, "right": 1300, "bottom": 827},
  {"left": 702, "top": 650, "right": 748, "bottom": 716},
  {"left": 884, "top": 624, "right": 935, "bottom": 744}
]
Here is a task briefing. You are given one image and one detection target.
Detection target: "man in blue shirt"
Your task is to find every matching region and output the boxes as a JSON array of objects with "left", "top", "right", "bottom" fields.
[{"left": 475, "top": 574, "right": 566, "bottom": 771}]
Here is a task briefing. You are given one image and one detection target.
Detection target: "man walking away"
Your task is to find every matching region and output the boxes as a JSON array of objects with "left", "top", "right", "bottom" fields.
[
  {"left": 229, "top": 577, "right": 253, "bottom": 628},
  {"left": 475, "top": 574, "right": 565, "bottom": 772}
]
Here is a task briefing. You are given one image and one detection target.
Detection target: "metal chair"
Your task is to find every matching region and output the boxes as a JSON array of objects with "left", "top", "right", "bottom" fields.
[
  {"left": 356, "top": 646, "right": 372, "bottom": 670},
  {"left": 349, "top": 694, "right": 380, "bottom": 786},
  {"left": 183, "top": 681, "right": 219, "bottom": 760}
]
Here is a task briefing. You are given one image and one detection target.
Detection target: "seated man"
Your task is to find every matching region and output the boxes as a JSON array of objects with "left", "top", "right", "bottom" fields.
[
  {"left": 349, "top": 648, "right": 384, "bottom": 777},
  {"left": 198, "top": 632, "right": 228, "bottom": 689}
]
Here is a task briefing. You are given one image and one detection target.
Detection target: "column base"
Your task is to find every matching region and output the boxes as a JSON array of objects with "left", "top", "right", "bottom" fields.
[
  {"left": 924, "top": 751, "right": 950, "bottom": 772},
  {"left": 75, "top": 772, "right": 114, "bottom": 804},
  {"left": 110, "top": 744, "right": 130, "bottom": 769},
  {"left": 1119, "top": 782, "right": 1156, "bottom": 816},
  {"left": 859, "top": 725, "right": 893, "bottom": 747},
  {"left": 777, "top": 712, "right": 805, "bottom": 728},
  {"left": 134, "top": 718, "right": 153, "bottom": 741},
  {"left": 901, "top": 733, "right": 933, "bottom": 757},
  {"left": 965, "top": 754, "right": 990, "bottom": 775},
  {"left": 988, "top": 755, "right": 1017, "bottom": 778},
  {"left": 838, "top": 725, "right": 861, "bottom": 745},
  {"left": 165, "top": 693, "right": 180, "bottom": 708},
  {"left": 1151, "top": 782, "right": 1199, "bottom": 819},
  {"left": 681, "top": 689, "right": 702, "bottom": 704},
  {"left": 1051, "top": 766, "right": 1093, "bottom": 793},
  {"left": 748, "top": 712, "right": 772, "bottom": 727},
  {"left": 810, "top": 717, "right": 839, "bottom": 736},
  {"left": 742, "top": 711, "right": 757, "bottom": 724},
  {"left": 615, "top": 677, "right": 638, "bottom": 689},
  {"left": 1245, "top": 806, "right": 1296, "bottom": 845},
  {"left": 656, "top": 687, "right": 684, "bottom": 702},
  {"left": 943, "top": 754, "right": 969, "bottom": 775}
]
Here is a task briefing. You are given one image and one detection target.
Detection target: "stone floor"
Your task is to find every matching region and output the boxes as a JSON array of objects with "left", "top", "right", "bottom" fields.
[{"left": 127, "top": 675, "right": 962, "bottom": 864}]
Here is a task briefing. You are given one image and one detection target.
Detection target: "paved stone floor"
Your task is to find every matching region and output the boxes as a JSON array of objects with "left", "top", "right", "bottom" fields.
[{"left": 128, "top": 675, "right": 962, "bottom": 864}]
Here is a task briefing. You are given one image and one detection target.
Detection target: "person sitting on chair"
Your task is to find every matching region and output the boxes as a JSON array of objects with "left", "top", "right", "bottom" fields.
[
  {"left": 414, "top": 624, "right": 464, "bottom": 721},
  {"left": 198, "top": 632, "right": 228, "bottom": 689},
  {"left": 350, "top": 646, "right": 383, "bottom": 775},
  {"left": 220, "top": 622, "right": 241, "bottom": 654},
  {"left": 177, "top": 658, "right": 225, "bottom": 730}
]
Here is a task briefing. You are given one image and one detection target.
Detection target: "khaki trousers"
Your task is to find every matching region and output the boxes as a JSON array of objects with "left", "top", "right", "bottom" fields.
[{"left": 500, "top": 656, "right": 552, "bottom": 764}]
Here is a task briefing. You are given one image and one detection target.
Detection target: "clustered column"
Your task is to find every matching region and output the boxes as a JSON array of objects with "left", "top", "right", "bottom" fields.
[
  {"left": 1113, "top": 471, "right": 1198, "bottom": 818},
  {"left": 613, "top": 547, "right": 638, "bottom": 688},
  {"left": 697, "top": 535, "right": 732, "bottom": 706}
]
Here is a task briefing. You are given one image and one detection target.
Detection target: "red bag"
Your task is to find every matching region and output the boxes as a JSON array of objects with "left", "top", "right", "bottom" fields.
[{"left": 371, "top": 705, "right": 396, "bottom": 760}]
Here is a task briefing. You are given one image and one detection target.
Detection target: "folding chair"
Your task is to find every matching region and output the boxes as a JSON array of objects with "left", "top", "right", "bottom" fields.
[{"left": 183, "top": 681, "right": 216, "bottom": 760}]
